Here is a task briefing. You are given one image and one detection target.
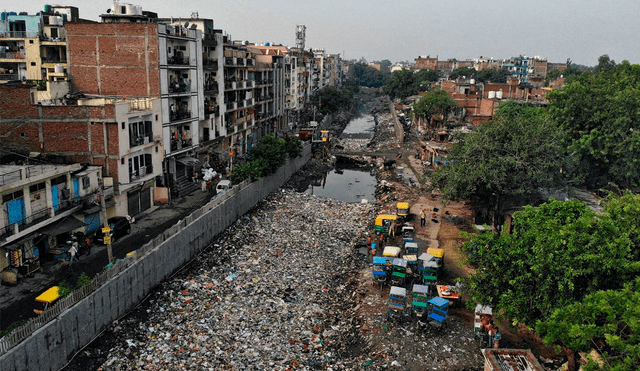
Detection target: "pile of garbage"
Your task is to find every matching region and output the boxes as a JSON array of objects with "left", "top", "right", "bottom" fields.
[{"left": 94, "top": 191, "right": 377, "bottom": 370}]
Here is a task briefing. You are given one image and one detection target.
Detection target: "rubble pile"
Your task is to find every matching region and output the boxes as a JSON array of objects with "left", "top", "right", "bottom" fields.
[{"left": 94, "top": 191, "right": 377, "bottom": 370}]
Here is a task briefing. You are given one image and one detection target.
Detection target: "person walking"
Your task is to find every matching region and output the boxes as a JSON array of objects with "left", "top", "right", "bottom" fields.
[
  {"left": 420, "top": 208, "right": 426, "bottom": 227},
  {"left": 389, "top": 221, "right": 396, "bottom": 237},
  {"left": 69, "top": 241, "right": 79, "bottom": 271}
]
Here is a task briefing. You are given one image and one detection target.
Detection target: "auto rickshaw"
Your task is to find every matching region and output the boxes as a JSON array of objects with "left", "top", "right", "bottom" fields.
[
  {"left": 34, "top": 286, "right": 61, "bottom": 314},
  {"left": 382, "top": 246, "right": 402, "bottom": 259},
  {"left": 388, "top": 286, "right": 408, "bottom": 322},
  {"left": 390, "top": 257, "right": 408, "bottom": 287},
  {"left": 426, "top": 247, "right": 445, "bottom": 269},
  {"left": 375, "top": 214, "right": 398, "bottom": 234},
  {"left": 404, "top": 241, "right": 419, "bottom": 256},
  {"left": 372, "top": 256, "right": 389, "bottom": 287},
  {"left": 418, "top": 252, "right": 440, "bottom": 286},
  {"left": 427, "top": 296, "right": 450, "bottom": 333},
  {"left": 412, "top": 284, "right": 431, "bottom": 329},
  {"left": 401, "top": 224, "right": 415, "bottom": 242},
  {"left": 396, "top": 202, "right": 410, "bottom": 221}
]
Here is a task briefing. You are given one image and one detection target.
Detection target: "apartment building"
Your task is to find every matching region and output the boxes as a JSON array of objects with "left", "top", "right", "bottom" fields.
[
  {"left": 0, "top": 163, "right": 106, "bottom": 284},
  {"left": 0, "top": 6, "right": 78, "bottom": 103}
]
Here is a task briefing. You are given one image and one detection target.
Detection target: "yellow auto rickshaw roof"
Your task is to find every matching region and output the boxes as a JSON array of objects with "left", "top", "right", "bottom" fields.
[
  {"left": 396, "top": 202, "right": 410, "bottom": 209},
  {"left": 426, "top": 247, "right": 445, "bottom": 258},
  {"left": 35, "top": 286, "right": 61, "bottom": 304},
  {"left": 375, "top": 214, "right": 397, "bottom": 224}
]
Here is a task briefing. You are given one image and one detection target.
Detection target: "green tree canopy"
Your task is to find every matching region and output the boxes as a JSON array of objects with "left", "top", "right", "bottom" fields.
[
  {"left": 349, "top": 62, "right": 387, "bottom": 88},
  {"left": 230, "top": 135, "right": 301, "bottom": 183},
  {"left": 547, "top": 60, "right": 640, "bottom": 189},
  {"left": 449, "top": 66, "right": 476, "bottom": 81},
  {"left": 537, "top": 278, "right": 640, "bottom": 371},
  {"left": 461, "top": 197, "right": 640, "bottom": 326},
  {"left": 382, "top": 69, "right": 438, "bottom": 99},
  {"left": 475, "top": 68, "right": 510, "bottom": 83},
  {"left": 429, "top": 101, "right": 569, "bottom": 222},
  {"left": 412, "top": 89, "right": 459, "bottom": 125}
]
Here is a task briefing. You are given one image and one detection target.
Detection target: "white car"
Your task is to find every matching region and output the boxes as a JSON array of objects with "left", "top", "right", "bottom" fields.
[{"left": 216, "top": 180, "right": 231, "bottom": 194}]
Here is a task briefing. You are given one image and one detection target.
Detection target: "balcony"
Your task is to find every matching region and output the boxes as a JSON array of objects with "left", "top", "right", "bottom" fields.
[
  {"left": 203, "top": 58, "right": 218, "bottom": 69},
  {"left": 168, "top": 51, "right": 190, "bottom": 66},
  {"left": 0, "top": 31, "right": 38, "bottom": 38},
  {"left": 0, "top": 74, "right": 20, "bottom": 81},
  {"left": 130, "top": 164, "right": 154, "bottom": 182},
  {"left": 204, "top": 82, "right": 218, "bottom": 95},
  {"left": 168, "top": 80, "right": 190, "bottom": 94},
  {"left": 170, "top": 107, "right": 192, "bottom": 122},
  {"left": 129, "top": 132, "right": 153, "bottom": 148},
  {"left": 225, "top": 57, "right": 235, "bottom": 66},
  {"left": 170, "top": 136, "right": 192, "bottom": 151},
  {"left": 0, "top": 51, "right": 25, "bottom": 60},
  {"left": 246, "top": 59, "right": 254, "bottom": 67}
]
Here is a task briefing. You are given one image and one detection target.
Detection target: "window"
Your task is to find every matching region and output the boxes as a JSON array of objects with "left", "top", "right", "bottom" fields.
[
  {"left": 122, "top": 122, "right": 125, "bottom": 129},
  {"left": 121, "top": 158, "right": 125, "bottom": 165},
  {"left": 30, "top": 62, "right": 36, "bottom": 66},
  {"left": 2, "top": 190, "right": 24, "bottom": 203},
  {"left": 29, "top": 182, "right": 46, "bottom": 193},
  {"left": 51, "top": 175, "right": 67, "bottom": 186},
  {"left": 82, "top": 177, "right": 90, "bottom": 189}
]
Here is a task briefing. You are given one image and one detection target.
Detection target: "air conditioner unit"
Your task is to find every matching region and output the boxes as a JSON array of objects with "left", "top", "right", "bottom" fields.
[{"left": 61, "top": 188, "right": 71, "bottom": 199}]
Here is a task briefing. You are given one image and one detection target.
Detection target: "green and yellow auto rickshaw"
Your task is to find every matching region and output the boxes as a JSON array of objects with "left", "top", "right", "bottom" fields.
[
  {"left": 396, "top": 202, "right": 410, "bottom": 221},
  {"left": 375, "top": 214, "right": 398, "bottom": 234}
]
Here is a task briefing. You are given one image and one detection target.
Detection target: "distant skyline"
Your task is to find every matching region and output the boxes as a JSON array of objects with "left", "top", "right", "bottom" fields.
[{"left": 19, "top": 0, "right": 640, "bottom": 66}]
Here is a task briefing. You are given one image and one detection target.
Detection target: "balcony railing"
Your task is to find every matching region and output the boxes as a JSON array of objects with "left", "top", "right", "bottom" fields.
[
  {"left": 0, "top": 52, "right": 25, "bottom": 59},
  {"left": 0, "top": 31, "right": 39, "bottom": 38},
  {"left": 203, "top": 58, "right": 218, "bottom": 69},
  {"left": 130, "top": 165, "right": 154, "bottom": 182},
  {"left": 170, "top": 108, "right": 191, "bottom": 122},
  {"left": 129, "top": 133, "right": 153, "bottom": 148},
  {"left": 225, "top": 57, "right": 235, "bottom": 66},
  {"left": 0, "top": 74, "right": 19, "bottom": 81},
  {"left": 168, "top": 82, "right": 190, "bottom": 93},
  {"left": 168, "top": 52, "right": 190, "bottom": 65}
]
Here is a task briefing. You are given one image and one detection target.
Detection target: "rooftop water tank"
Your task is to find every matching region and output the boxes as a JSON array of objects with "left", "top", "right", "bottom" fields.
[
  {"left": 488, "top": 91, "right": 496, "bottom": 99},
  {"left": 125, "top": 4, "right": 135, "bottom": 15},
  {"left": 0, "top": 12, "right": 6, "bottom": 21},
  {"left": 54, "top": 64, "right": 64, "bottom": 73},
  {"left": 469, "top": 78, "right": 475, "bottom": 84},
  {"left": 496, "top": 90, "right": 503, "bottom": 99}
]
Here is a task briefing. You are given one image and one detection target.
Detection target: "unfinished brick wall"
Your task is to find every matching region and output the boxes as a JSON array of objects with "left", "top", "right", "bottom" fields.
[{"left": 66, "top": 22, "right": 160, "bottom": 97}]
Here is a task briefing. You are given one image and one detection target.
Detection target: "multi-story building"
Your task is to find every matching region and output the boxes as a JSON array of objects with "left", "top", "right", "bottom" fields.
[
  {"left": 0, "top": 162, "right": 106, "bottom": 284},
  {"left": 247, "top": 44, "right": 286, "bottom": 140},
  {"left": 0, "top": 6, "right": 78, "bottom": 102}
]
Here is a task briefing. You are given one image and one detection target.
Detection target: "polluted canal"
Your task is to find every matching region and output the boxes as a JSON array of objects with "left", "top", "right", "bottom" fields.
[{"left": 64, "top": 94, "right": 487, "bottom": 371}]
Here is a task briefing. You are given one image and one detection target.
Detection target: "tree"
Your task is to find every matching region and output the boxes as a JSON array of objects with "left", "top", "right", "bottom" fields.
[
  {"left": 547, "top": 60, "right": 640, "bottom": 189},
  {"left": 349, "top": 62, "right": 386, "bottom": 88},
  {"left": 429, "top": 101, "right": 569, "bottom": 226},
  {"left": 537, "top": 278, "right": 640, "bottom": 371},
  {"left": 412, "top": 89, "right": 459, "bottom": 127},
  {"left": 449, "top": 66, "right": 476, "bottom": 80},
  {"left": 475, "top": 68, "right": 510, "bottom": 83},
  {"left": 382, "top": 69, "right": 438, "bottom": 99}
]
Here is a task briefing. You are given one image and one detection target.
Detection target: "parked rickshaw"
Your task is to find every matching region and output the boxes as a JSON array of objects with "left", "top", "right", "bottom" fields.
[
  {"left": 375, "top": 214, "right": 398, "bottom": 234},
  {"left": 418, "top": 252, "right": 440, "bottom": 286},
  {"left": 427, "top": 296, "right": 450, "bottom": 333},
  {"left": 388, "top": 286, "right": 408, "bottom": 322},
  {"left": 390, "top": 258, "right": 408, "bottom": 287},
  {"left": 396, "top": 202, "right": 410, "bottom": 221},
  {"left": 426, "top": 247, "right": 445, "bottom": 269},
  {"left": 372, "top": 256, "right": 389, "bottom": 287},
  {"left": 404, "top": 241, "right": 419, "bottom": 255},
  {"left": 33, "top": 286, "right": 61, "bottom": 314},
  {"left": 382, "top": 246, "right": 402, "bottom": 259},
  {"left": 411, "top": 284, "right": 431, "bottom": 329},
  {"left": 401, "top": 224, "right": 415, "bottom": 242}
]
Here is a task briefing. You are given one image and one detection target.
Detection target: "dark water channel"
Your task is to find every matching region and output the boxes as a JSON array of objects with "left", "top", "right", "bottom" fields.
[{"left": 301, "top": 101, "right": 378, "bottom": 203}]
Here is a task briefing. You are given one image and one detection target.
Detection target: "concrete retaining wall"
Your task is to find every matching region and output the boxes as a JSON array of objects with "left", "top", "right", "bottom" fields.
[{"left": 0, "top": 146, "right": 310, "bottom": 371}]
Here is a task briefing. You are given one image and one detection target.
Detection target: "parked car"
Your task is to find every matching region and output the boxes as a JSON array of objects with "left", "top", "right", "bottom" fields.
[
  {"left": 95, "top": 216, "right": 131, "bottom": 244},
  {"left": 216, "top": 179, "right": 232, "bottom": 194}
]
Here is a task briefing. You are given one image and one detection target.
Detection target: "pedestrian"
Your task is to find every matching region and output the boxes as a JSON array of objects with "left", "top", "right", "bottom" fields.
[
  {"left": 378, "top": 233, "right": 384, "bottom": 247},
  {"left": 371, "top": 242, "right": 377, "bottom": 256},
  {"left": 420, "top": 208, "right": 426, "bottom": 227},
  {"left": 85, "top": 235, "right": 91, "bottom": 255},
  {"left": 69, "top": 241, "right": 79, "bottom": 266},
  {"left": 389, "top": 221, "right": 396, "bottom": 237}
]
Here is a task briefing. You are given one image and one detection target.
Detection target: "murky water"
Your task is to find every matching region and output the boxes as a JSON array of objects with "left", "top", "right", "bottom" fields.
[
  {"left": 304, "top": 165, "right": 376, "bottom": 203},
  {"left": 340, "top": 102, "right": 376, "bottom": 140}
]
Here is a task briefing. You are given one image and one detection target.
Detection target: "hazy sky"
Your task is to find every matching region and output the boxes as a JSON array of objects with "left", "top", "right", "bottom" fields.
[{"left": 21, "top": 0, "right": 640, "bottom": 66}]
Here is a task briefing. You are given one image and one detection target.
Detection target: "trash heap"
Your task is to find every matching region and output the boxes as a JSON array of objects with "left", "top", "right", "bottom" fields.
[{"left": 96, "top": 191, "right": 376, "bottom": 370}]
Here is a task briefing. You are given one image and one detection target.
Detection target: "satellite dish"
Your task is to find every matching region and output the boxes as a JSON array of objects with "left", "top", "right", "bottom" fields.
[
  {"left": 106, "top": 9, "right": 111, "bottom": 13},
  {"left": 184, "top": 22, "right": 189, "bottom": 28}
]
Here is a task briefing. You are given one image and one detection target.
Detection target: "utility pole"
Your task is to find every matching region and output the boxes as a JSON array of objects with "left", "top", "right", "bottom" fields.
[{"left": 98, "top": 178, "right": 112, "bottom": 263}]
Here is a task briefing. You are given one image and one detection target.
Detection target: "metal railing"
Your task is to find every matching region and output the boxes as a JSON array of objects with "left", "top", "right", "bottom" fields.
[{"left": 0, "top": 74, "right": 19, "bottom": 81}]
